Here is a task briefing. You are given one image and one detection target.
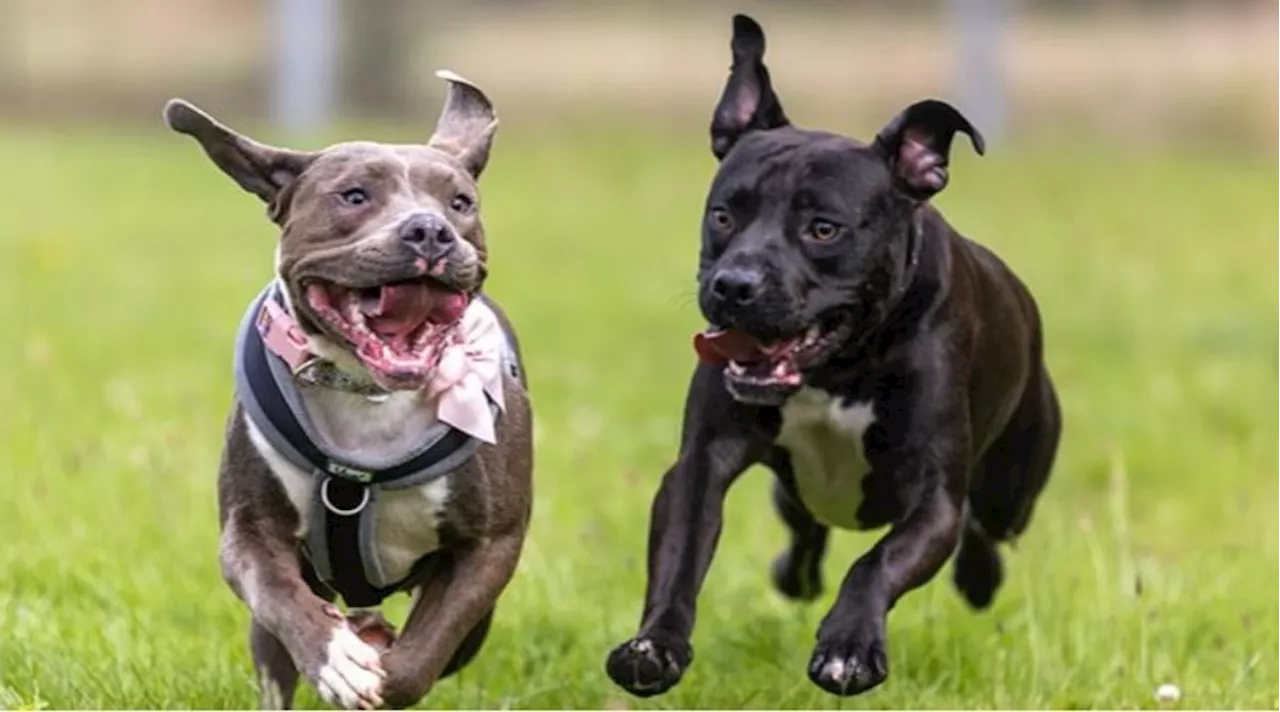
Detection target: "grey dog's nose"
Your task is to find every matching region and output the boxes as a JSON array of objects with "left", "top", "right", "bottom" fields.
[
  {"left": 709, "top": 267, "right": 763, "bottom": 307},
  {"left": 397, "top": 212, "right": 456, "bottom": 255}
]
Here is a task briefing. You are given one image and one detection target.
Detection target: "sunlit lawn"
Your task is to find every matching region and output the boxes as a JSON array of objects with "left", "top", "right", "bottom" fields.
[{"left": 0, "top": 123, "right": 1275, "bottom": 709}]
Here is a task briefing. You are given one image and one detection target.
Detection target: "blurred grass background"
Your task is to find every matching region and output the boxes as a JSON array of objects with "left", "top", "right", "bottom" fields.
[{"left": 0, "top": 0, "right": 1276, "bottom": 709}]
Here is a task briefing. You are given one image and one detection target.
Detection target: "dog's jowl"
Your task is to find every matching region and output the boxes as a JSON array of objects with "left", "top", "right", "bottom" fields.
[
  {"left": 165, "top": 71, "right": 532, "bottom": 710},
  {"left": 606, "top": 15, "right": 1062, "bottom": 698}
]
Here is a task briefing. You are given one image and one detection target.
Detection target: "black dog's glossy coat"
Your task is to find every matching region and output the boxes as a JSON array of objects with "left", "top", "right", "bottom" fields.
[{"left": 606, "top": 15, "right": 1061, "bottom": 698}]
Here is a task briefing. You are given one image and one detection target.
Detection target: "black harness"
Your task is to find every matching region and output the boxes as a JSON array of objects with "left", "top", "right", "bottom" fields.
[{"left": 234, "top": 284, "right": 515, "bottom": 607}]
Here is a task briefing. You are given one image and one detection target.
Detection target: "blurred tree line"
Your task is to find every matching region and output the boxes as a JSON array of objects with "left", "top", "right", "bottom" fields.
[
  {"left": 0, "top": 0, "right": 1269, "bottom": 135},
  {"left": 339, "top": 0, "right": 1268, "bottom": 114}
]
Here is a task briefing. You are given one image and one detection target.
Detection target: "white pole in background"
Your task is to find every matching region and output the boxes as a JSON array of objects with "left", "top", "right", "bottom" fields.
[
  {"left": 271, "top": 0, "right": 336, "bottom": 135},
  {"left": 951, "top": 0, "right": 1007, "bottom": 145}
]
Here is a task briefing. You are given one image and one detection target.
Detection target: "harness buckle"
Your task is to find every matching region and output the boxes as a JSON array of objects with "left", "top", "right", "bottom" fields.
[{"left": 320, "top": 476, "right": 370, "bottom": 516}]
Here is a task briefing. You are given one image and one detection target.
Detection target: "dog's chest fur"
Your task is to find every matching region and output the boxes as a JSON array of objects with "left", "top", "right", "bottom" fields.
[
  {"left": 245, "top": 387, "right": 450, "bottom": 585},
  {"left": 775, "top": 387, "right": 876, "bottom": 530}
]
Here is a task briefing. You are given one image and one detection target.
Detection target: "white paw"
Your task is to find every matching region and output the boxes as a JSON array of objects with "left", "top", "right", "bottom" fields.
[{"left": 316, "top": 625, "right": 386, "bottom": 709}]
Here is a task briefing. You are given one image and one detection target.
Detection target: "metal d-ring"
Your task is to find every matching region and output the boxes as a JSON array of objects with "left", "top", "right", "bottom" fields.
[{"left": 320, "top": 477, "right": 370, "bottom": 516}]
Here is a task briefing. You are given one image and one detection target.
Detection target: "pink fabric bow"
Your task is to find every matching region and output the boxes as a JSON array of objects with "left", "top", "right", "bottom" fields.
[{"left": 425, "top": 300, "right": 506, "bottom": 444}]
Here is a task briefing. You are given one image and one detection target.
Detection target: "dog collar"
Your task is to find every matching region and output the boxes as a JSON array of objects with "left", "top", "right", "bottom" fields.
[{"left": 255, "top": 296, "right": 392, "bottom": 398}]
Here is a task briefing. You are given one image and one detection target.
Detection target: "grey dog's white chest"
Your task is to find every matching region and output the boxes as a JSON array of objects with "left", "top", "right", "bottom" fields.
[
  {"left": 245, "top": 385, "right": 451, "bottom": 587},
  {"left": 775, "top": 388, "right": 877, "bottom": 530}
]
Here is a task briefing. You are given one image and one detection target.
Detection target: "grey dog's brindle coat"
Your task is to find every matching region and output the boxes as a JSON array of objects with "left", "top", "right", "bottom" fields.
[{"left": 165, "top": 73, "right": 532, "bottom": 709}]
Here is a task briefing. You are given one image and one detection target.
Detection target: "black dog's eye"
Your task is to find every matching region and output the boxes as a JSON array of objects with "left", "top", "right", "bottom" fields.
[
  {"left": 450, "top": 193, "right": 474, "bottom": 214},
  {"left": 807, "top": 219, "right": 843, "bottom": 243},
  {"left": 708, "top": 207, "right": 734, "bottom": 233},
  {"left": 339, "top": 188, "right": 369, "bottom": 206}
]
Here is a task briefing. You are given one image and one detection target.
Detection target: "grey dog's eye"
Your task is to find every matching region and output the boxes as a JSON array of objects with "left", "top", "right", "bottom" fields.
[
  {"left": 708, "top": 207, "right": 734, "bottom": 232},
  {"left": 808, "top": 218, "right": 842, "bottom": 242},
  {"left": 450, "top": 194, "right": 474, "bottom": 213},
  {"left": 339, "top": 188, "right": 369, "bottom": 205}
]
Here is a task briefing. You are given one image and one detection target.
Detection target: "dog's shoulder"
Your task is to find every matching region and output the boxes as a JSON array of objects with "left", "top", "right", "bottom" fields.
[{"left": 218, "top": 402, "right": 304, "bottom": 531}]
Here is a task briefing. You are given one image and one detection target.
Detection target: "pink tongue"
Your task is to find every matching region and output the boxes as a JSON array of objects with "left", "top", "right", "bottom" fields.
[
  {"left": 365, "top": 283, "right": 433, "bottom": 338},
  {"left": 693, "top": 329, "right": 768, "bottom": 365},
  {"left": 430, "top": 292, "right": 468, "bottom": 324},
  {"left": 362, "top": 283, "right": 470, "bottom": 338}
]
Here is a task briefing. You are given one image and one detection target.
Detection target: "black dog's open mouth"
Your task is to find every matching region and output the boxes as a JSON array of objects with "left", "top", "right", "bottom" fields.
[
  {"left": 693, "top": 313, "right": 852, "bottom": 400},
  {"left": 303, "top": 277, "right": 470, "bottom": 390}
]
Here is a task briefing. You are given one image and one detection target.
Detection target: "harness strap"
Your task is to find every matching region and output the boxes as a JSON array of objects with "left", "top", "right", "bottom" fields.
[{"left": 317, "top": 478, "right": 397, "bottom": 608}]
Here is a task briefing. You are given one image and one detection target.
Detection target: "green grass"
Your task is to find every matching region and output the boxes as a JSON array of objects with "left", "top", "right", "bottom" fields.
[{"left": 0, "top": 123, "right": 1275, "bottom": 710}]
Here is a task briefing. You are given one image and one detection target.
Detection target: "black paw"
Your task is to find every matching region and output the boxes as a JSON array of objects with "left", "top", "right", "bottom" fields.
[
  {"left": 953, "top": 528, "right": 1003, "bottom": 610},
  {"left": 770, "top": 549, "right": 823, "bottom": 601},
  {"left": 808, "top": 625, "right": 889, "bottom": 696},
  {"left": 605, "top": 635, "right": 691, "bottom": 698}
]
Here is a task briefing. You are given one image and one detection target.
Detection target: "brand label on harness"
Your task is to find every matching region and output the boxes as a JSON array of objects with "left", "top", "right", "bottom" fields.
[{"left": 326, "top": 461, "right": 375, "bottom": 483}]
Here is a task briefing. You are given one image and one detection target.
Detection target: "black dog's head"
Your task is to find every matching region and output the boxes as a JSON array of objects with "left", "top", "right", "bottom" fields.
[{"left": 693, "top": 15, "right": 986, "bottom": 405}]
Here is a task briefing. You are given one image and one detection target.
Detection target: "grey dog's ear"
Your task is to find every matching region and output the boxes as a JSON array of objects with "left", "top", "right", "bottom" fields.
[
  {"left": 428, "top": 70, "right": 499, "bottom": 178},
  {"left": 163, "top": 99, "right": 315, "bottom": 205},
  {"left": 873, "top": 99, "right": 985, "bottom": 200},
  {"left": 709, "top": 14, "right": 790, "bottom": 160}
]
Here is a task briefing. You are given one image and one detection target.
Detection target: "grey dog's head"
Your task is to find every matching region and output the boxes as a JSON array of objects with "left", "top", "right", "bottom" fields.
[
  {"left": 165, "top": 71, "right": 499, "bottom": 391},
  {"left": 693, "top": 15, "right": 986, "bottom": 405}
]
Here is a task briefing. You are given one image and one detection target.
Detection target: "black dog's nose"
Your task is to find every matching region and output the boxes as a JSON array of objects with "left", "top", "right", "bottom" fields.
[
  {"left": 397, "top": 212, "right": 456, "bottom": 254},
  {"left": 709, "top": 268, "right": 763, "bottom": 307}
]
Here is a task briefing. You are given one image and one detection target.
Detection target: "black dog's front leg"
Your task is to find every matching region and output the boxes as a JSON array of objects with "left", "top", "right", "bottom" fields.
[
  {"left": 606, "top": 367, "right": 762, "bottom": 697},
  {"left": 808, "top": 482, "right": 965, "bottom": 696}
]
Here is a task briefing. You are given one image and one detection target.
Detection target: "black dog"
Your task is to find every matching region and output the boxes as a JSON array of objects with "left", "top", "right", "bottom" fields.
[{"left": 606, "top": 14, "right": 1061, "bottom": 699}]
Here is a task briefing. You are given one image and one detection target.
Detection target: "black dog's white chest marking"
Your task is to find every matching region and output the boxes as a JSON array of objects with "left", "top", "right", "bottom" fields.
[{"left": 775, "top": 388, "right": 876, "bottom": 530}]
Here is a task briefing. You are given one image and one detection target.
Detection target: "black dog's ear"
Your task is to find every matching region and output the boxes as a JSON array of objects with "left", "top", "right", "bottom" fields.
[
  {"left": 428, "top": 70, "right": 499, "bottom": 178},
  {"left": 709, "top": 14, "right": 790, "bottom": 160},
  {"left": 873, "top": 99, "right": 986, "bottom": 200},
  {"left": 163, "top": 99, "right": 315, "bottom": 204}
]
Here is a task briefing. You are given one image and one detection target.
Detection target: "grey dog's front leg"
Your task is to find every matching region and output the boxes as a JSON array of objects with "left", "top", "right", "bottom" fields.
[
  {"left": 251, "top": 618, "right": 300, "bottom": 709},
  {"left": 377, "top": 532, "right": 525, "bottom": 708},
  {"left": 221, "top": 510, "right": 386, "bottom": 710}
]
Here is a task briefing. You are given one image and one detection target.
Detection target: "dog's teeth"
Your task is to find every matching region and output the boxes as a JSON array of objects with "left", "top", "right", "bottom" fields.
[
  {"left": 412, "top": 322, "right": 436, "bottom": 348},
  {"left": 728, "top": 361, "right": 746, "bottom": 375},
  {"left": 343, "top": 296, "right": 365, "bottom": 325},
  {"left": 803, "top": 324, "right": 821, "bottom": 346}
]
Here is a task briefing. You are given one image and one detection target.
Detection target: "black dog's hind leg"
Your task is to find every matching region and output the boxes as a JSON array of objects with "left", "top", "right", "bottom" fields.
[
  {"left": 958, "top": 365, "right": 1061, "bottom": 609},
  {"left": 952, "top": 517, "right": 1003, "bottom": 610},
  {"left": 769, "top": 461, "right": 829, "bottom": 601}
]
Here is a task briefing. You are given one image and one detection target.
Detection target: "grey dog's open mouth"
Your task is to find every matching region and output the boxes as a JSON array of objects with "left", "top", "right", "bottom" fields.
[
  {"left": 693, "top": 312, "right": 853, "bottom": 391},
  {"left": 303, "top": 277, "right": 470, "bottom": 390}
]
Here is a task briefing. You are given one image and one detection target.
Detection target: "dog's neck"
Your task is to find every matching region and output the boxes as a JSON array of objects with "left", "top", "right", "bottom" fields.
[
  {"left": 301, "top": 384, "right": 440, "bottom": 466},
  {"left": 830, "top": 208, "right": 932, "bottom": 366},
  {"left": 273, "top": 279, "right": 442, "bottom": 461},
  {"left": 261, "top": 276, "right": 507, "bottom": 451}
]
